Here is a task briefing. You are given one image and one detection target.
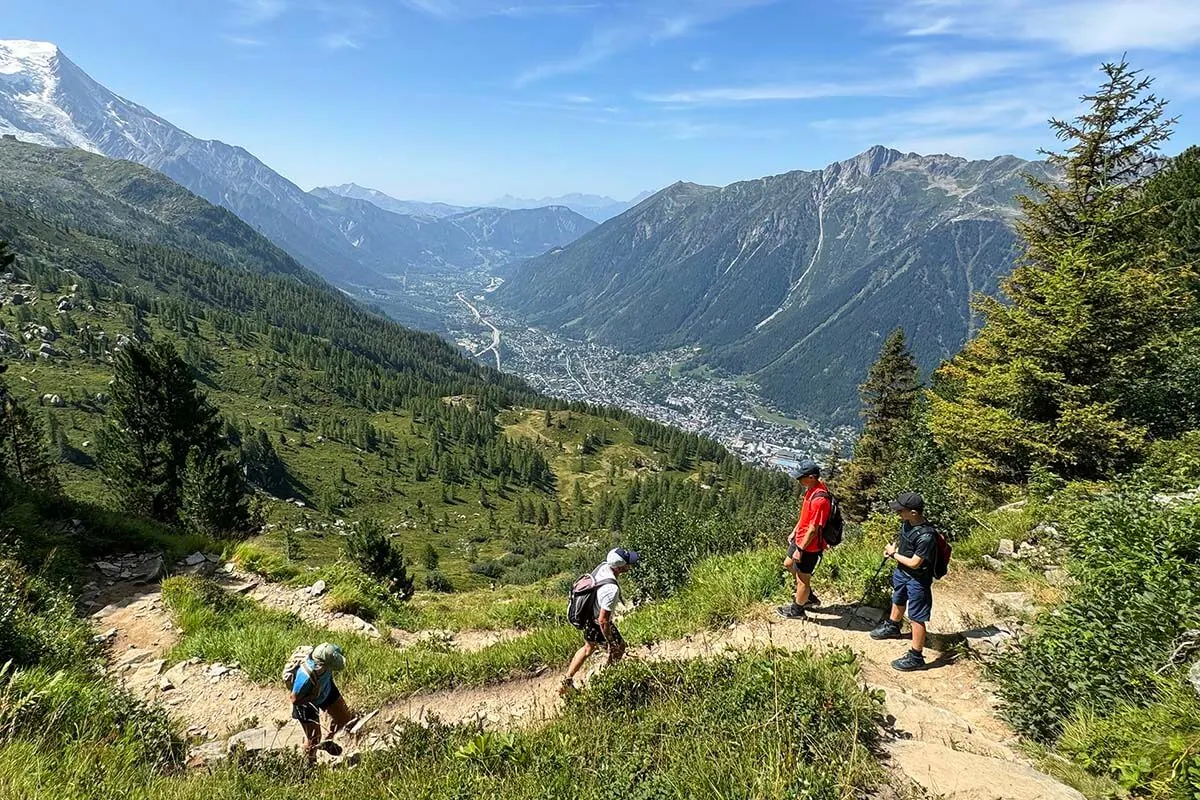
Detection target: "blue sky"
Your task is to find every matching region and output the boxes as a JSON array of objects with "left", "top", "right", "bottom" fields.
[{"left": 8, "top": 0, "right": 1200, "bottom": 204}]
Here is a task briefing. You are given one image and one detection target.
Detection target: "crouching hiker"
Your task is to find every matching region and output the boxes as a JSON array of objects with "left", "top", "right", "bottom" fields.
[
  {"left": 777, "top": 459, "right": 835, "bottom": 619},
  {"left": 870, "top": 493, "right": 947, "bottom": 671},
  {"left": 560, "top": 547, "right": 640, "bottom": 696},
  {"left": 285, "top": 642, "right": 356, "bottom": 760}
]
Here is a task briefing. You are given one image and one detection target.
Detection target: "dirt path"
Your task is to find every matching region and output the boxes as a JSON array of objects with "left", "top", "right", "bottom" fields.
[{"left": 92, "top": 568, "right": 1081, "bottom": 799}]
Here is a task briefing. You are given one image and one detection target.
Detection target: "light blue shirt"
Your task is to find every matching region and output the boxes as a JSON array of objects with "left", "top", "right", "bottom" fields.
[{"left": 292, "top": 658, "right": 332, "bottom": 705}]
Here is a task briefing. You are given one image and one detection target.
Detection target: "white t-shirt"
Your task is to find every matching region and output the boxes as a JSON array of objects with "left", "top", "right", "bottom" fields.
[{"left": 591, "top": 563, "right": 620, "bottom": 621}]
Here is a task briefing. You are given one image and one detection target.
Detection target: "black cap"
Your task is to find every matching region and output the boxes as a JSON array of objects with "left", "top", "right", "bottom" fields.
[
  {"left": 889, "top": 492, "right": 925, "bottom": 512},
  {"left": 785, "top": 458, "right": 820, "bottom": 479}
]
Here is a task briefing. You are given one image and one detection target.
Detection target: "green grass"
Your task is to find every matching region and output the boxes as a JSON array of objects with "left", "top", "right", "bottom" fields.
[
  {"left": 0, "top": 650, "right": 884, "bottom": 800},
  {"left": 161, "top": 576, "right": 580, "bottom": 704},
  {"left": 622, "top": 548, "right": 788, "bottom": 642}
]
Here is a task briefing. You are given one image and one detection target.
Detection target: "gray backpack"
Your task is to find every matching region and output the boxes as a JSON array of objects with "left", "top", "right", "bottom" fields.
[{"left": 281, "top": 644, "right": 314, "bottom": 690}]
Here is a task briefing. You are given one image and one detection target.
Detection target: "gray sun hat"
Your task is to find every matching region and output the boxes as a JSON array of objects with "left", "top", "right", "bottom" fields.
[{"left": 311, "top": 642, "right": 346, "bottom": 671}]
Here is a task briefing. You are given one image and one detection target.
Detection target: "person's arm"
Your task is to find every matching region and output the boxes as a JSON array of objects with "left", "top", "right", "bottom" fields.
[
  {"left": 598, "top": 607, "right": 615, "bottom": 641},
  {"left": 884, "top": 536, "right": 929, "bottom": 569},
  {"left": 797, "top": 494, "right": 830, "bottom": 550}
]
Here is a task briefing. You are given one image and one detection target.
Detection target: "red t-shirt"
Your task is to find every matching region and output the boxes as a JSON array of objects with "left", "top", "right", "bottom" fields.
[{"left": 793, "top": 481, "right": 831, "bottom": 553}]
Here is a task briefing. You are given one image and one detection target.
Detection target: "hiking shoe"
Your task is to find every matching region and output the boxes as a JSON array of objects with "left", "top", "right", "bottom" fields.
[
  {"left": 557, "top": 677, "right": 575, "bottom": 697},
  {"left": 776, "top": 603, "right": 807, "bottom": 620},
  {"left": 317, "top": 740, "right": 343, "bottom": 756},
  {"left": 891, "top": 649, "right": 927, "bottom": 672},
  {"left": 869, "top": 619, "right": 903, "bottom": 640},
  {"left": 803, "top": 592, "right": 821, "bottom": 608}
]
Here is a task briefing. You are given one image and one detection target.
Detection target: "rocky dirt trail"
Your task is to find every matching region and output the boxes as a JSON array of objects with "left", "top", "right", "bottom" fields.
[{"left": 90, "top": 553, "right": 1081, "bottom": 798}]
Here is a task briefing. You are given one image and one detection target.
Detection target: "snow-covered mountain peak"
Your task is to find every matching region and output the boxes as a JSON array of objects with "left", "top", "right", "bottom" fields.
[
  {"left": 0, "top": 39, "right": 61, "bottom": 73},
  {"left": 0, "top": 39, "right": 102, "bottom": 151}
]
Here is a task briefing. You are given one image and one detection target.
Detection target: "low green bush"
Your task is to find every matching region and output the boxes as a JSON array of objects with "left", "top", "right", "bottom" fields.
[
  {"left": 344, "top": 520, "right": 413, "bottom": 599},
  {"left": 624, "top": 507, "right": 752, "bottom": 600},
  {"left": 1059, "top": 678, "right": 1200, "bottom": 799},
  {"left": 422, "top": 570, "right": 454, "bottom": 593},
  {"left": 990, "top": 492, "right": 1200, "bottom": 742}
]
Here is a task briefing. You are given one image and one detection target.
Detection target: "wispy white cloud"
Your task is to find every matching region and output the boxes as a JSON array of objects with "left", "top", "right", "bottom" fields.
[
  {"left": 398, "top": 0, "right": 602, "bottom": 20},
  {"left": 230, "top": 0, "right": 289, "bottom": 26},
  {"left": 885, "top": 0, "right": 1200, "bottom": 54},
  {"left": 313, "top": 1, "right": 379, "bottom": 51},
  {"left": 320, "top": 32, "right": 362, "bottom": 50},
  {"left": 514, "top": 0, "right": 777, "bottom": 87},
  {"left": 223, "top": 34, "right": 268, "bottom": 47},
  {"left": 807, "top": 81, "right": 1085, "bottom": 158},
  {"left": 399, "top": 0, "right": 459, "bottom": 18},
  {"left": 644, "top": 47, "right": 1036, "bottom": 105}
]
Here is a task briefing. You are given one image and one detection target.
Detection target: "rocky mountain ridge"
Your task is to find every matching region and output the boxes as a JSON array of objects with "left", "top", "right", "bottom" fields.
[{"left": 498, "top": 145, "right": 1052, "bottom": 422}]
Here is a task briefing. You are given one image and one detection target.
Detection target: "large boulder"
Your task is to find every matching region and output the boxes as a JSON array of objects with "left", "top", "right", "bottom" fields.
[{"left": 227, "top": 725, "right": 308, "bottom": 754}]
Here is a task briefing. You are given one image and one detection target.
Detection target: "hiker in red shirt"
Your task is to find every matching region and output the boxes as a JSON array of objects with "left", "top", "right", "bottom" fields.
[{"left": 777, "top": 459, "right": 830, "bottom": 620}]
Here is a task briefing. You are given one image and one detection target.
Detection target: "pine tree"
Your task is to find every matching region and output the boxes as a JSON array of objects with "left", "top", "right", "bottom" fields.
[
  {"left": 841, "top": 329, "right": 920, "bottom": 520},
  {"left": 0, "top": 385, "right": 60, "bottom": 493},
  {"left": 1018, "top": 58, "right": 1175, "bottom": 268},
  {"left": 180, "top": 446, "right": 252, "bottom": 538},
  {"left": 422, "top": 543, "right": 439, "bottom": 570},
  {"left": 345, "top": 519, "right": 413, "bottom": 599},
  {"left": 571, "top": 479, "right": 586, "bottom": 508},
  {"left": 930, "top": 61, "right": 1193, "bottom": 494},
  {"left": 98, "top": 340, "right": 247, "bottom": 527}
]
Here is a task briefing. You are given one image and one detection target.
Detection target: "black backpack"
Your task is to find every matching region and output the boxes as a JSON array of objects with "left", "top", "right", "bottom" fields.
[
  {"left": 812, "top": 489, "right": 845, "bottom": 547},
  {"left": 567, "top": 573, "right": 616, "bottom": 630}
]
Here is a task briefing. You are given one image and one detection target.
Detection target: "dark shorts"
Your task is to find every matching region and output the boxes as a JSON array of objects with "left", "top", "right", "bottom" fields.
[
  {"left": 787, "top": 541, "right": 822, "bottom": 575},
  {"left": 582, "top": 619, "right": 625, "bottom": 648},
  {"left": 292, "top": 682, "right": 341, "bottom": 725},
  {"left": 892, "top": 570, "right": 933, "bottom": 624}
]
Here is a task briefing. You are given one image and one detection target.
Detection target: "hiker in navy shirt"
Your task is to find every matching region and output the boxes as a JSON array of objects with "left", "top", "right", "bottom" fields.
[{"left": 870, "top": 493, "right": 938, "bottom": 671}]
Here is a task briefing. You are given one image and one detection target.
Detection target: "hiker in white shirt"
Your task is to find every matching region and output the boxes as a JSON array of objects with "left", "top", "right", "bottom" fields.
[{"left": 560, "top": 547, "right": 639, "bottom": 695}]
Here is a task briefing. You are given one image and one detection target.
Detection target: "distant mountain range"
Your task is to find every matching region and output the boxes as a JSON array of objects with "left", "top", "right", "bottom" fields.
[
  {"left": 498, "top": 146, "right": 1052, "bottom": 422},
  {"left": 0, "top": 40, "right": 594, "bottom": 288},
  {"left": 317, "top": 183, "right": 470, "bottom": 218},
  {"left": 488, "top": 192, "right": 654, "bottom": 222}
]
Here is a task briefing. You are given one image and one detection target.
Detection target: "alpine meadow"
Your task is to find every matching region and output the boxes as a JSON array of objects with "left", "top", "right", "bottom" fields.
[{"left": 1, "top": 15, "right": 1199, "bottom": 800}]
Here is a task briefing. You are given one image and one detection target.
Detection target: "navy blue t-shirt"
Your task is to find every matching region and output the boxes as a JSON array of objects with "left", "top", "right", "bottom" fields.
[{"left": 896, "top": 522, "right": 937, "bottom": 586}]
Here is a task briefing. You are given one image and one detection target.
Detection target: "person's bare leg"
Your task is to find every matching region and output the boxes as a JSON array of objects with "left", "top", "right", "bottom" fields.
[
  {"left": 910, "top": 621, "right": 926, "bottom": 654},
  {"left": 299, "top": 719, "right": 321, "bottom": 762},
  {"left": 560, "top": 642, "right": 595, "bottom": 695},
  {"left": 794, "top": 571, "right": 813, "bottom": 606},
  {"left": 606, "top": 639, "right": 626, "bottom": 666},
  {"left": 889, "top": 603, "right": 904, "bottom": 624},
  {"left": 325, "top": 696, "right": 354, "bottom": 740}
]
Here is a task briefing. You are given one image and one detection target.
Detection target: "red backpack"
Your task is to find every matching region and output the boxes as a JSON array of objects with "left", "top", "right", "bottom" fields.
[{"left": 931, "top": 528, "right": 952, "bottom": 580}]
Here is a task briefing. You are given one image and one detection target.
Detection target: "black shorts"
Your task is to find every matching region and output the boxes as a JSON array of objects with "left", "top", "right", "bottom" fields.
[
  {"left": 787, "top": 541, "right": 822, "bottom": 575},
  {"left": 292, "top": 682, "right": 341, "bottom": 725},
  {"left": 582, "top": 619, "right": 624, "bottom": 648}
]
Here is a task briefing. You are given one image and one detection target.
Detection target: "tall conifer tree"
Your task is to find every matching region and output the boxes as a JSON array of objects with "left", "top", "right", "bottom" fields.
[{"left": 842, "top": 329, "right": 920, "bottom": 520}]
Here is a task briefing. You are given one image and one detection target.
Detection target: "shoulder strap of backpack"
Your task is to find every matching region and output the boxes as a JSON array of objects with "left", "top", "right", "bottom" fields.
[{"left": 591, "top": 578, "right": 617, "bottom": 590}]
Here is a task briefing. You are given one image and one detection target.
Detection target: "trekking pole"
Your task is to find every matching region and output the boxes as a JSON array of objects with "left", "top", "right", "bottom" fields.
[{"left": 852, "top": 556, "right": 891, "bottom": 618}]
